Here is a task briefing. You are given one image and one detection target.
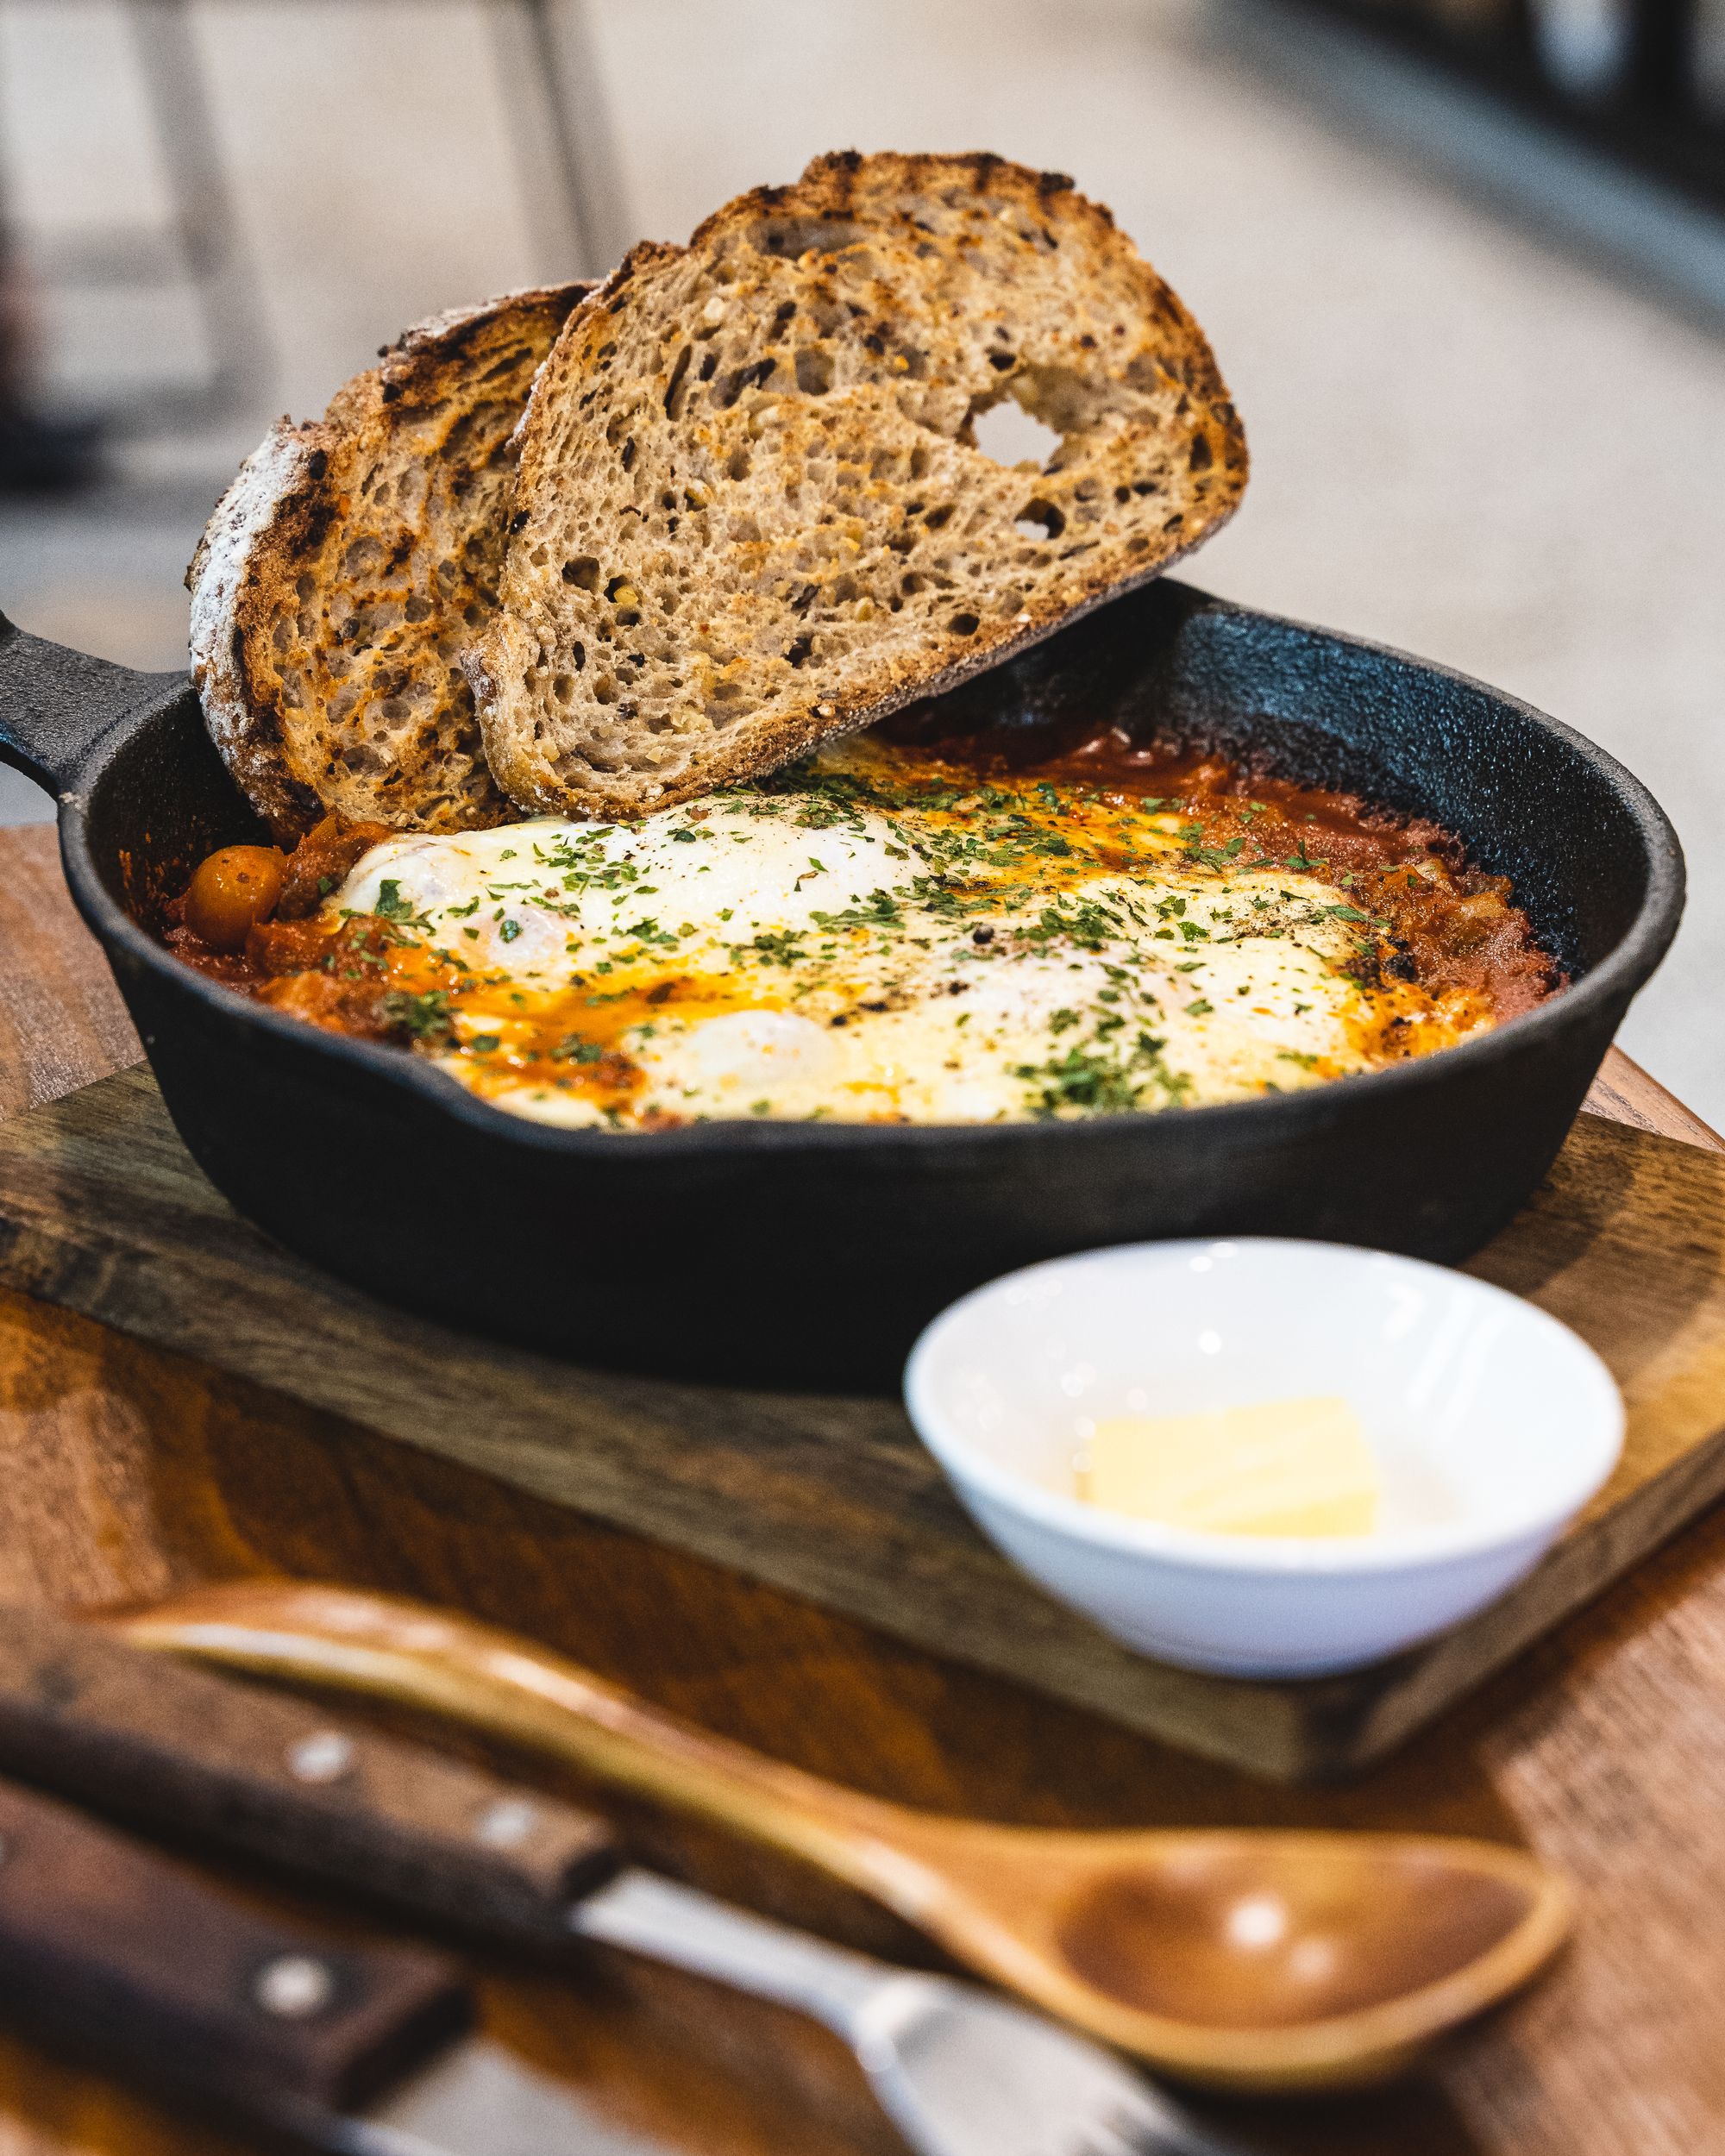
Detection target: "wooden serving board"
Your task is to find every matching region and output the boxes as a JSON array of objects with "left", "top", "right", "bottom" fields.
[{"left": 0, "top": 1062, "right": 1722, "bottom": 1783}]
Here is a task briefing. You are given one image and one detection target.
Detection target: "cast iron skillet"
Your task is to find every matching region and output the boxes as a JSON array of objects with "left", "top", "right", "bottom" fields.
[{"left": 0, "top": 580, "right": 1684, "bottom": 1390}]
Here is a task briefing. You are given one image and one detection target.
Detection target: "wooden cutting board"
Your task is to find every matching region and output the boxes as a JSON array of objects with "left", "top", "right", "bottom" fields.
[{"left": 0, "top": 1062, "right": 1721, "bottom": 1784}]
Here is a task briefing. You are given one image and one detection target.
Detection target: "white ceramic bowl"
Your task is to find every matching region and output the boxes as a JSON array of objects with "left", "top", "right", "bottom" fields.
[{"left": 904, "top": 1239, "right": 1624, "bottom": 1677}]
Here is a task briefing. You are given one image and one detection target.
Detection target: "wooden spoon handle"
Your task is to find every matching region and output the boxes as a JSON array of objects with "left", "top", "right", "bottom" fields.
[{"left": 106, "top": 1582, "right": 952, "bottom": 1923}]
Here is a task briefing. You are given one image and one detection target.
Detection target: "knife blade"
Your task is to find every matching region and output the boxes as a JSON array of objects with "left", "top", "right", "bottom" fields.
[{"left": 0, "top": 1772, "right": 681, "bottom": 2155}]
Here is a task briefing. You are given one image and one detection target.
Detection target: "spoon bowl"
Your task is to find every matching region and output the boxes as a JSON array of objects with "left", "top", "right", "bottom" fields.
[
  {"left": 108, "top": 1581, "right": 1570, "bottom": 2091},
  {"left": 837, "top": 1814, "right": 1565, "bottom": 2087}
]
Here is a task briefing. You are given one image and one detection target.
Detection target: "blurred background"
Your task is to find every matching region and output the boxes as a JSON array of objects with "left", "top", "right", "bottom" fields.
[{"left": 0, "top": 0, "right": 1721, "bottom": 1111}]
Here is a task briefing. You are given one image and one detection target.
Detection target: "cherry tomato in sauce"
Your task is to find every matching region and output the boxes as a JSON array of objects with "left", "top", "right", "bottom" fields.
[{"left": 184, "top": 844, "right": 286, "bottom": 953}]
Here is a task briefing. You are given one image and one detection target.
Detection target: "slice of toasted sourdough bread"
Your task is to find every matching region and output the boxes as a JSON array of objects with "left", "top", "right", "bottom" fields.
[
  {"left": 465, "top": 152, "right": 1246, "bottom": 820},
  {"left": 189, "top": 282, "right": 591, "bottom": 841}
]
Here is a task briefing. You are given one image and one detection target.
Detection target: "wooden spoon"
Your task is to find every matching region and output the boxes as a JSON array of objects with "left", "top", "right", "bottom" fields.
[{"left": 109, "top": 1581, "right": 1571, "bottom": 2093}]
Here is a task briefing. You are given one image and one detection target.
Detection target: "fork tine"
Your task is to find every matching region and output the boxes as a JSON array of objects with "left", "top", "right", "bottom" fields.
[
  {"left": 1076, "top": 2098, "right": 1266, "bottom": 2156},
  {"left": 1064, "top": 2120, "right": 1168, "bottom": 2156}
]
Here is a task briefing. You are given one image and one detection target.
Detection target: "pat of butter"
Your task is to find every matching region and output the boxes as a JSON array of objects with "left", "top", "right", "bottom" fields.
[{"left": 1082, "top": 1397, "right": 1378, "bottom": 1538}]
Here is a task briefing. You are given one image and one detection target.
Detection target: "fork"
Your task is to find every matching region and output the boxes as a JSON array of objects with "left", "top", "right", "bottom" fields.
[{"left": 575, "top": 1869, "right": 1256, "bottom": 2156}]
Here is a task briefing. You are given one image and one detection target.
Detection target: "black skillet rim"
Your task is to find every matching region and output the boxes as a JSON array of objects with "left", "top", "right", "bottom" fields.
[{"left": 60, "top": 602, "right": 1685, "bottom": 1161}]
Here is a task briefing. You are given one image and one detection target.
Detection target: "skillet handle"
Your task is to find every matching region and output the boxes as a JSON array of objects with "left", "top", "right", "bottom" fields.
[{"left": 0, "top": 609, "right": 174, "bottom": 796}]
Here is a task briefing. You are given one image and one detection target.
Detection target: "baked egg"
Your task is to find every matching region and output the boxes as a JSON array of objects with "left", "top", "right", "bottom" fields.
[{"left": 279, "top": 736, "right": 1539, "bottom": 1131}]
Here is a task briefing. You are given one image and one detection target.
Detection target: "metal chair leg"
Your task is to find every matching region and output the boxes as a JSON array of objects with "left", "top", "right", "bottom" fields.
[
  {"left": 122, "top": 0, "right": 273, "bottom": 424},
  {"left": 496, "top": 0, "right": 630, "bottom": 280}
]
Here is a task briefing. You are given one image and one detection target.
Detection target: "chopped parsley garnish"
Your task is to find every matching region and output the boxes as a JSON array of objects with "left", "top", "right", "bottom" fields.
[
  {"left": 374, "top": 880, "right": 409, "bottom": 918},
  {"left": 380, "top": 988, "right": 453, "bottom": 1045},
  {"left": 750, "top": 928, "right": 808, "bottom": 966},
  {"left": 1012, "top": 1025, "right": 1185, "bottom": 1119},
  {"left": 810, "top": 888, "right": 905, "bottom": 933}
]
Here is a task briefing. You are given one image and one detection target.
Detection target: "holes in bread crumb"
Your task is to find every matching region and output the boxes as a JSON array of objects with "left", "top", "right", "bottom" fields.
[
  {"left": 718, "top": 357, "right": 776, "bottom": 408},
  {"left": 949, "top": 612, "right": 980, "bottom": 637},
  {"left": 726, "top": 445, "right": 751, "bottom": 482},
  {"left": 909, "top": 444, "right": 930, "bottom": 482},
  {"left": 922, "top": 504, "right": 953, "bottom": 531},
  {"left": 664, "top": 344, "right": 693, "bottom": 420},
  {"left": 1015, "top": 498, "right": 1065, "bottom": 541},
  {"left": 794, "top": 346, "right": 833, "bottom": 396},
  {"left": 553, "top": 674, "right": 576, "bottom": 705},
  {"left": 971, "top": 398, "right": 1061, "bottom": 470},
  {"left": 785, "top": 635, "right": 812, "bottom": 667},
  {"left": 752, "top": 216, "right": 866, "bottom": 258},
  {"left": 593, "top": 674, "right": 619, "bottom": 705}
]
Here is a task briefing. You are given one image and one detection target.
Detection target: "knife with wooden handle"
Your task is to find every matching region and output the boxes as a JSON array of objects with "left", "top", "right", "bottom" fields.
[
  {"left": 0, "top": 1602, "right": 620, "bottom": 1946},
  {"left": 0, "top": 1774, "right": 674, "bottom": 2154},
  {"left": 0, "top": 1605, "right": 1239, "bottom": 2156},
  {"left": 0, "top": 1605, "right": 699, "bottom": 2150}
]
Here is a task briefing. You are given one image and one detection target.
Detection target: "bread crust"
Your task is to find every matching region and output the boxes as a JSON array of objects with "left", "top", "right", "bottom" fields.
[
  {"left": 467, "top": 153, "right": 1246, "bottom": 820},
  {"left": 190, "top": 283, "right": 592, "bottom": 842}
]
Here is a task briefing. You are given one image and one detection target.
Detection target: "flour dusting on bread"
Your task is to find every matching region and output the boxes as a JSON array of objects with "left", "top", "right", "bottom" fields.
[{"left": 189, "top": 283, "right": 590, "bottom": 840}]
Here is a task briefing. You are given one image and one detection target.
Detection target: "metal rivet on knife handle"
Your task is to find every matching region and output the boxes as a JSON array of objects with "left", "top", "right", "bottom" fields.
[
  {"left": 253, "top": 1953, "right": 337, "bottom": 2020},
  {"left": 473, "top": 1797, "right": 539, "bottom": 1849},
  {"left": 287, "top": 1732, "right": 355, "bottom": 1784}
]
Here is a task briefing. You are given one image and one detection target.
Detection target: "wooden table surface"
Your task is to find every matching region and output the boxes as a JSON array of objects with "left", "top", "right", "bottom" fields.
[{"left": 2, "top": 820, "right": 1723, "bottom": 2156}]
